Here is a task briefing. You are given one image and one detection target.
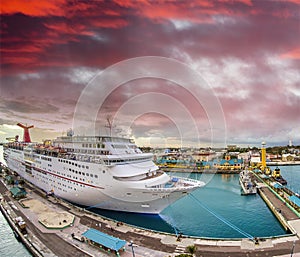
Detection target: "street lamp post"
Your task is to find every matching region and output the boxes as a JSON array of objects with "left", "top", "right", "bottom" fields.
[
  {"left": 129, "top": 240, "right": 136, "bottom": 257},
  {"left": 290, "top": 241, "right": 296, "bottom": 257}
]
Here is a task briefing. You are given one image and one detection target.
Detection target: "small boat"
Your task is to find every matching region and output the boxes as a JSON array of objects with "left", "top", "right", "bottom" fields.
[
  {"left": 239, "top": 170, "right": 257, "bottom": 195},
  {"left": 272, "top": 167, "right": 287, "bottom": 185}
]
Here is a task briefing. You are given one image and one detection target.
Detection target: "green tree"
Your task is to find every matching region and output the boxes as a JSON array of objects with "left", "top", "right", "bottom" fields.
[{"left": 186, "top": 245, "right": 197, "bottom": 255}]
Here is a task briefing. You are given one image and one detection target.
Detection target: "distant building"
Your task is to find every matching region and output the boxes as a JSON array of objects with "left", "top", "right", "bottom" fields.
[
  {"left": 225, "top": 155, "right": 231, "bottom": 161},
  {"left": 220, "top": 159, "right": 243, "bottom": 170},
  {"left": 282, "top": 154, "right": 296, "bottom": 162},
  {"left": 250, "top": 152, "right": 261, "bottom": 163},
  {"left": 266, "top": 154, "right": 281, "bottom": 161},
  {"left": 227, "top": 145, "right": 237, "bottom": 150},
  {"left": 238, "top": 152, "right": 250, "bottom": 161},
  {"left": 202, "top": 159, "right": 243, "bottom": 170},
  {"left": 192, "top": 150, "right": 215, "bottom": 162}
]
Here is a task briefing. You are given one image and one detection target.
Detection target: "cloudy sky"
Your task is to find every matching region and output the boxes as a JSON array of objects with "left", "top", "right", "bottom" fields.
[{"left": 0, "top": 0, "right": 299, "bottom": 148}]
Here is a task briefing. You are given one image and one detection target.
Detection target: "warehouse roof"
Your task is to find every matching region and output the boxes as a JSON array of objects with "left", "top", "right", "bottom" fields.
[
  {"left": 10, "top": 186, "right": 27, "bottom": 198},
  {"left": 289, "top": 195, "right": 300, "bottom": 207},
  {"left": 82, "top": 228, "right": 126, "bottom": 251}
]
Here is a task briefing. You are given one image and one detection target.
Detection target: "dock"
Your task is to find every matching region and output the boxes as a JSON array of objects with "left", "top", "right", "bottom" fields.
[
  {"left": 258, "top": 186, "right": 299, "bottom": 231},
  {"left": 252, "top": 170, "right": 300, "bottom": 237},
  {"left": 1, "top": 163, "right": 300, "bottom": 257},
  {"left": 159, "top": 167, "right": 241, "bottom": 174}
]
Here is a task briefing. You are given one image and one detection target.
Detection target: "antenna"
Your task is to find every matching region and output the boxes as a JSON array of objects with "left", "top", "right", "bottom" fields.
[
  {"left": 105, "top": 115, "right": 114, "bottom": 137},
  {"left": 17, "top": 123, "right": 34, "bottom": 143}
]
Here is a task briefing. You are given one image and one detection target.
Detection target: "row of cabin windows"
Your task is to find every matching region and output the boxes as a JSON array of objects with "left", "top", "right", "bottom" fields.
[
  {"left": 41, "top": 156, "right": 52, "bottom": 162},
  {"left": 82, "top": 143, "right": 105, "bottom": 148},
  {"left": 58, "top": 159, "right": 89, "bottom": 169},
  {"left": 68, "top": 168, "right": 99, "bottom": 178},
  {"left": 35, "top": 172, "right": 69, "bottom": 193},
  {"left": 59, "top": 149, "right": 110, "bottom": 155},
  {"left": 36, "top": 171, "right": 90, "bottom": 191},
  {"left": 109, "top": 156, "right": 150, "bottom": 163},
  {"left": 74, "top": 149, "right": 109, "bottom": 155},
  {"left": 111, "top": 144, "right": 127, "bottom": 149}
]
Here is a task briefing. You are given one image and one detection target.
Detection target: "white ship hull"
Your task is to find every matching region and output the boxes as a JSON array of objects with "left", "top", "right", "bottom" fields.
[{"left": 4, "top": 144, "right": 204, "bottom": 214}]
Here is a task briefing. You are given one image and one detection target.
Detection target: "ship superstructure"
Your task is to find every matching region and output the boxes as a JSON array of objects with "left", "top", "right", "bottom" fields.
[{"left": 3, "top": 127, "right": 205, "bottom": 214}]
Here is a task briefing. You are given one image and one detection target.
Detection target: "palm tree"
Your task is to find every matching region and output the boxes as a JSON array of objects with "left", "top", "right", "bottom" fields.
[{"left": 186, "top": 245, "right": 197, "bottom": 256}]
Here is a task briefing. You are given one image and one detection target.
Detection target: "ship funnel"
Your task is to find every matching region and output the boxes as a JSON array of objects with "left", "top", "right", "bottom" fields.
[{"left": 17, "top": 123, "right": 34, "bottom": 143}]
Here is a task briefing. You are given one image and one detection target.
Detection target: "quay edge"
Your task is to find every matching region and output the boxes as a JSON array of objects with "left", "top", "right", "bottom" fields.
[
  {"left": 252, "top": 170, "right": 300, "bottom": 235},
  {"left": 0, "top": 194, "right": 44, "bottom": 257}
]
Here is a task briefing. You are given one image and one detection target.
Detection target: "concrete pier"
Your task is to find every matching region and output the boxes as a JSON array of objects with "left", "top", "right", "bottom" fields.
[
  {"left": 258, "top": 186, "right": 300, "bottom": 231},
  {"left": 252, "top": 169, "right": 300, "bottom": 237}
]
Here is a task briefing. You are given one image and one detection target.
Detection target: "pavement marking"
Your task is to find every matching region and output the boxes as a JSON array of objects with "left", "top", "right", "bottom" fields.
[{"left": 174, "top": 244, "right": 186, "bottom": 254}]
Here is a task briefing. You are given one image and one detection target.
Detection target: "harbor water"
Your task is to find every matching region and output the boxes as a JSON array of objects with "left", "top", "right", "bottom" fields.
[
  {"left": 93, "top": 172, "right": 291, "bottom": 238},
  {"left": 0, "top": 148, "right": 31, "bottom": 256},
  {"left": 279, "top": 165, "right": 300, "bottom": 195},
  {"left": 0, "top": 213, "right": 31, "bottom": 257}
]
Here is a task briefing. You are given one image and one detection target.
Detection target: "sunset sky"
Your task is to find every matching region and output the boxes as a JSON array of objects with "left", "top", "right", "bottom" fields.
[{"left": 0, "top": 0, "right": 299, "bottom": 148}]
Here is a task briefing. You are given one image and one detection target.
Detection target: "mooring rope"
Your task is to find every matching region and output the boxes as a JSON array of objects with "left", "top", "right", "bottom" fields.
[
  {"left": 189, "top": 193, "right": 254, "bottom": 240},
  {"left": 85, "top": 200, "right": 110, "bottom": 210}
]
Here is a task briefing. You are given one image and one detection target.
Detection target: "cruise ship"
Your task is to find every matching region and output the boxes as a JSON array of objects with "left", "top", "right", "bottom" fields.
[{"left": 3, "top": 124, "right": 205, "bottom": 214}]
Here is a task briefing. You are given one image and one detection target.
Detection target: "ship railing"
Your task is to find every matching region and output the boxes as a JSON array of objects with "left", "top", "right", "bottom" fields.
[
  {"left": 146, "top": 177, "right": 203, "bottom": 191},
  {"left": 171, "top": 176, "right": 204, "bottom": 188},
  {"left": 5, "top": 143, "right": 25, "bottom": 151},
  {"left": 147, "top": 184, "right": 198, "bottom": 192},
  {"left": 170, "top": 176, "right": 201, "bottom": 184},
  {"left": 57, "top": 153, "right": 108, "bottom": 165},
  {"left": 42, "top": 149, "right": 151, "bottom": 166}
]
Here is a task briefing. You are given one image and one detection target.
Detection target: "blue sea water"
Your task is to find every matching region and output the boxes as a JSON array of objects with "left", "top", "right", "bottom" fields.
[
  {"left": 0, "top": 203, "right": 32, "bottom": 257},
  {"left": 0, "top": 213, "right": 31, "bottom": 257},
  {"left": 278, "top": 165, "right": 300, "bottom": 195},
  {"left": 94, "top": 172, "right": 289, "bottom": 238},
  {"left": 0, "top": 146, "right": 32, "bottom": 256}
]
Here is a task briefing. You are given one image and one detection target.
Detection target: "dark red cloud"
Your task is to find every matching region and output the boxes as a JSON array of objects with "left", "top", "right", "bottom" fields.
[
  {"left": 0, "top": 1, "right": 129, "bottom": 75},
  {"left": 1, "top": 0, "right": 299, "bottom": 76},
  {"left": 0, "top": 0, "right": 299, "bottom": 145},
  {"left": 0, "top": 0, "right": 67, "bottom": 16}
]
